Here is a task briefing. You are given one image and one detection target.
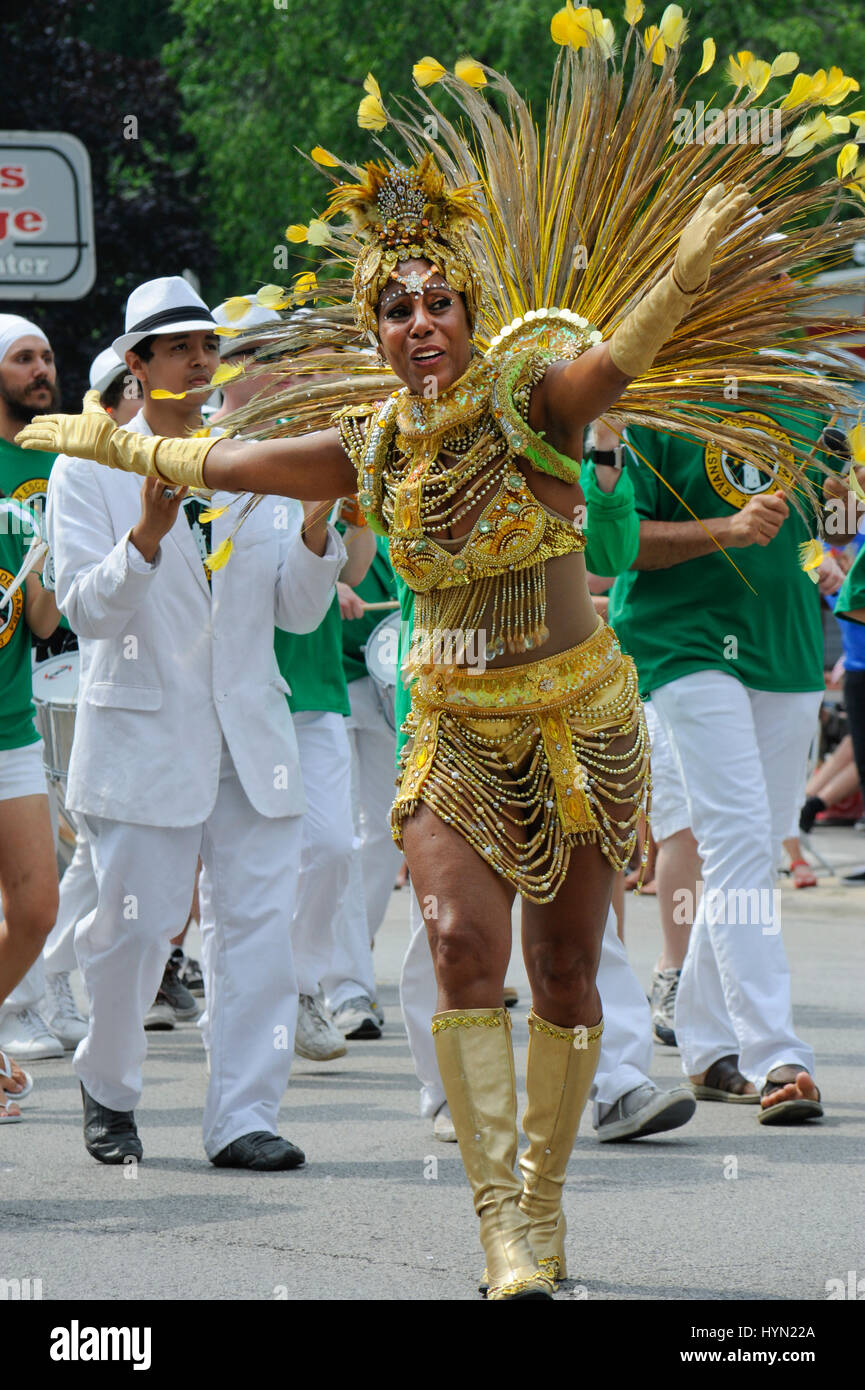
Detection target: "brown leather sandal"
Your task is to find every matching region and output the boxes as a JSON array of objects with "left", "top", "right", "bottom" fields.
[
  {"left": 758, "top": 1067, "right": 823, "bottom": 1125},
  {"left": 691, "top": 1054, "right": 759, "bottom": 1103}
]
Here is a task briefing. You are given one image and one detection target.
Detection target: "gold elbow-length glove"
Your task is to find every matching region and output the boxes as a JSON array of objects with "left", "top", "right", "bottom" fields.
[
  {"left": 16, "top": 390, "right": 221, "bottom": 490},
  {"left": 608, "top": 182, "right": 751, "bottom": 380}
]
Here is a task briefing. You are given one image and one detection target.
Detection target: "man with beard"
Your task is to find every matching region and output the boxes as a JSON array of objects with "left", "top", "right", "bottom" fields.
[{"left": 0, "top": 314, "right": 61, "bottom": 517}]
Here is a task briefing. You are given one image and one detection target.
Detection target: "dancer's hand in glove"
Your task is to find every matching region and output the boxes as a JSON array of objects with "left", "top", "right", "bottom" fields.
[
  {"left": 16, "top": 388, "right": 118, "bottom": 462},
  {"left": 17, "top": 392, "right": 220, "bottom": 490},
  {"left": 608, "top": 183, "right": 750, "bottom": 379},
  {"left": 672, "top": 183, "right": 752, "bottom": 294}
]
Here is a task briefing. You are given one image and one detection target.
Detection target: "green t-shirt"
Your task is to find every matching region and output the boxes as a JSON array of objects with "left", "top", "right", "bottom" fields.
[
  {"left": 608, "top": 406, "right": 832, "bottom": 697},
  {"left": 274, "top": 591, "right": 350, "bottom": 716},
  {"left": 0, "top": 501, "right": 41, "bottom": 749},
  {"left": 0, "top": 434, "right": 56, "bottom": 517},
  {"left": 836, "top": 542, "right": 865, "bottom": 626},
  {"left": 341, "top": 535, "right": 398, "bottom": 684}
]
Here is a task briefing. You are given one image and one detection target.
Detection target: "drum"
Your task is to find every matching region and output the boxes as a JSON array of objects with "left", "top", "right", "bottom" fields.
[
  {"left": 32, "top": 652, "right": 79, "bottom": 783},
  {"left": 363, "top": 611, "right": 402, "bottom": 731}
]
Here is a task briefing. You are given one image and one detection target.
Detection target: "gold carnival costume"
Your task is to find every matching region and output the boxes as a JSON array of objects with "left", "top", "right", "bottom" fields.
[{"left": 18, "top": 3, "right": 865, "bottom": 1303}]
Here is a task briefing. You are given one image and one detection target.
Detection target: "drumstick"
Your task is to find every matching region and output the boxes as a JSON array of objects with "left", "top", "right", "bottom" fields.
[
  {"left": 0, "top": 538, "right": 48, "bottom": 611},
  {"left": 361, "top": 600, "right": 400, "bottom": 611}
]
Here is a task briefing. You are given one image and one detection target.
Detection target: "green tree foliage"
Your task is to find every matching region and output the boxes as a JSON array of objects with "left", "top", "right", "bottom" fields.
[
  {"left": 165, "top": 0, "right": 865, "bottom": 301},
  {"left": 0, "top": 0, "right": 215, "bottom": 404}
]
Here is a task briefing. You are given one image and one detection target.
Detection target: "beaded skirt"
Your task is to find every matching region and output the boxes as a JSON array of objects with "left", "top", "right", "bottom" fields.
[{"left": 391, "top": 619, "right": 651, "bottom": 902}]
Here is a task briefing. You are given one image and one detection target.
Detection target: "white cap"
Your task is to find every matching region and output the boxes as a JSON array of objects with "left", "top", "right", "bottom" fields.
[
  {"left": 89, "top": 346, "right": 127, "bottom": 395},
  {"left": 0, "top": 314, "right": 50, "bottom": 366},
  {"left": 211, "top": 295, "right": 282, "bottom": 357},
  {"left": 112, "top": 275, "right": 216, "bottom": 357}
]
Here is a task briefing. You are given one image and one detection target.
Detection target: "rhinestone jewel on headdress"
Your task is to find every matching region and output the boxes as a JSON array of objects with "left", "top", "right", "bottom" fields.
[
  {"left": 377, "top": 166, "right": 431, "bottom": 246},
  {"left": 397, "top": 268, "right": 433, "bottom": 295}
]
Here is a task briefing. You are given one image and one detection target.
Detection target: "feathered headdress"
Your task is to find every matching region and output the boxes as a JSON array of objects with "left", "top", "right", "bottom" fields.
[
  {"left": 322, "top": 154, "right": 486, "bottom": 334},
  {"left": 227, "top": 8, "right": 865, "bottom": 530}
]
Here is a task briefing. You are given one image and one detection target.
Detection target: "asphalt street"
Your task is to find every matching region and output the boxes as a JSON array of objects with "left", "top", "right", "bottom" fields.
[{"left": 2, "top": 825, "right": 863, "bottom": 1303}]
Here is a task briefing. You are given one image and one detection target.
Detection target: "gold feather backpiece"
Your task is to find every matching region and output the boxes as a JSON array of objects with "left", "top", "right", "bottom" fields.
[{"left": 225, "top": 5, "right": 865, "bottom": 527}]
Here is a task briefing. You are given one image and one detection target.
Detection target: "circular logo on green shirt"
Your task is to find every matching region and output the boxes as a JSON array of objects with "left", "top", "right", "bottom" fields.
[
  {"left": 0, "top": 567, "right": 24, "bottom": 649},
  {"left": 704, "top": 412, "right": 796, "bottom": 510}
]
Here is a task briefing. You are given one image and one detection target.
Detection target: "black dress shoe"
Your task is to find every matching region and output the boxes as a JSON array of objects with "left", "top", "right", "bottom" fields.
[
  {"left": 80, "top": 1083, "right": 143, "bottom": 1164},
  {"left": 210, "top": 1131, "right": 305, "bottom": 1170}
]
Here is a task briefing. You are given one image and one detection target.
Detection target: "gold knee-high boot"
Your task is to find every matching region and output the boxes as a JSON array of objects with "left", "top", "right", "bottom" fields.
[
  {"left": 433, "top": 1007, "right": 554, "bottom": 1300},
  {"left": 518, "top": 1012, "right": 604, "bottom": 1283}
]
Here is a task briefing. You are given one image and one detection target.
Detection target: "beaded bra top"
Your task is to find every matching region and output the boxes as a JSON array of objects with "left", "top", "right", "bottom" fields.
[{"left": 335, "top": 316, "right": 597, "bottom": 661}]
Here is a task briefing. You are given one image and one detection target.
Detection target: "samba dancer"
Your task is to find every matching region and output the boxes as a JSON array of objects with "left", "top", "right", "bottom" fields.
[{"left": 20, "top": 26, "right": 865, "bottom": 1296}]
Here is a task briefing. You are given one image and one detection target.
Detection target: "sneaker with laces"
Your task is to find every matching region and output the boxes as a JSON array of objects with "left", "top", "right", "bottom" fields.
[
  {"left": 0, "top": 1006, "right": 65, "bottom": 1060},
  {"left": 179, "top": 954, "right": 204, "bottom": 996},
  {"left": 144, "top": 990, "right": 176, "bottom": 1031},
  {"left": 332, "top": 995, "right": 382, "bottom": 1040},
  {"left": 650, "top": 966, "right": 680, "bottom": 1046},
  {"left": 159, "top": 949, "right": 200, "bottom": 1020},
  {"left": 294, "top": 993, "right": 347, "bottom": 1061},
  {"left": 44, "top": 971, "right": 88, "bottom": 1049}
]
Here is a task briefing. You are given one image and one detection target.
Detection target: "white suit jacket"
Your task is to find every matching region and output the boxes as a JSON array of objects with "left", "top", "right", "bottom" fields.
[{"left": 46, "top": 408, "right": 345, "bottom": 826}]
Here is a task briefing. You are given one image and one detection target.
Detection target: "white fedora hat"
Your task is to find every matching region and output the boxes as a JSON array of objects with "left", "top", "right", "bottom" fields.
[
  {"left": 211, "top": 295, "right": 283, "bottom": 357},
  {"left": 112, "top": 276, "right": 216, "bottom": 357},
  {"left": 89, "top": 346, "right": 127, "bottom": 395}
]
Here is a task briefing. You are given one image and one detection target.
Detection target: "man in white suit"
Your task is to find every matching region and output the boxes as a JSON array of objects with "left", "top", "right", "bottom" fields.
[{"left": 46, "top": 277, "right": 345, "bottom": 1168}]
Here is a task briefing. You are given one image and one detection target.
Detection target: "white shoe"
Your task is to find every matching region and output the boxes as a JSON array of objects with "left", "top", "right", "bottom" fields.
[
  {"left": 44, "top": 972, "right": 89, "bottom": 1049},
  {"left": 332, "top": 995, "right": 382, "bottom": 1040},
  {"left": 432, "top": 1102, "right": 457, "bottom": 1142},
  {"left": 295, "top": 993, "right": 347, "bottom": 1061},
  {"left": 0, "top": 1007, "right": 65, "bottom": 1060}
]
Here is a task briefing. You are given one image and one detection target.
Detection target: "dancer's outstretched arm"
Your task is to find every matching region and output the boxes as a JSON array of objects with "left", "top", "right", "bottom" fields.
[
  {"left": 535, "top": 183, "right": 750, "bottom": 453},
  {"left": 17, "top": 400, "right": 357, "bottom": 500}
]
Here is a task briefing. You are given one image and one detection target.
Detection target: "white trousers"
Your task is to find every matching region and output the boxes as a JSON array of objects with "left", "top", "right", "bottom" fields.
[
  {"left": 76, "top": 743, "right": 303, "bottom": 1157},
  {"left": 325, "top": 677, "right": 402, "bottom": 1011},
  {"left": 399, "top": 895, "right": 654, "bottom": 1123},
  {"left": 289, "top": 711, "right": 362, "bottom": 1003},
  {"left": 651, "top": 670, "right": 819, "bottom": 1084}
]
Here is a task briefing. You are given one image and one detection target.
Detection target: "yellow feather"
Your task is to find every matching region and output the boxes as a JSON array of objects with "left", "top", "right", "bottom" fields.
[
  {"left": 838, "top": 143, "right": 860, "bottom": 179},
  {"left": 643, "top": 25, "right": 666, "bottom": 65},
  {"left": 363, "top": 72, "right": 382, "bottom": 101},
  {"left": 413, "top": 56, "right": 445, "bottom": 87},
  {"left": 659, "top": 4, "right": 687, "bottom": 48},
  {"left": 697, "top": 37, "right": 715, "bottom": 76},
  {"left": 823, "top": 67, "right": 860, "bottom": 105},
  {"left": 623, "top": 0, "right": 644, "bottom": 24},
  {"left": 727, "top": 50, "right": 754, "bottom": 87},
  {"left": 285, "top": 224, "right": 308, "bottom": 242},
  {"left": 214, "top": 326, "right": 241, "bottom": 337},
  {"left": 306, "top": 218, "right": 332, "bottom": 245},
  {"left": 799, "top": 538, "right": 825, "bottom": 575},
  {"left": 311, "top": 145, "right": 340, "bottom": 166},
  {"left": 454, "top": 57, "right": 487, "bottom": 88},
  {"left": 204, "top": 537, "right": 233, "bottom": 572},
  {"left": 197, "top": 504, "right": 229, "bottom": 524},
  {"left": 848, "top": 425, "right": 865, "bottom": 465},
  {"left": 256, "top": 284, "right": 289, "bottom": 308},
  {"left": 211, "top": 361, "right": 245, "bottom": 387},
  {"left": 222, "top": 295, "right": 252, "bottom": 322},
  {"left": 770, "top": 51, "right": 799, "bottom": 77},
  {"left": 357, "top": 93, "right": 387, "bottom": 130},
  {"left": 151, "top": 388, "right": 187, "bottom": 399}
]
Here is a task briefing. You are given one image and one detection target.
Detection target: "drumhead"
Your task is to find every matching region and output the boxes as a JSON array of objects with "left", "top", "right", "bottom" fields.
[
  {"left": 364, "top": 611, "right": 401, "bottom": 688},
  {"left": 31, "top": 652, "right": 80, "bottom": 706}
]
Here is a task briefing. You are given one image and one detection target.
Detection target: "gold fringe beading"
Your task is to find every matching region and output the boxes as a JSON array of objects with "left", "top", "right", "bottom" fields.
[
  {"left": 431, "top": 1013, "right": 506, "bottom": 1035},
  {"left": 392, "top": 620, "right": 650, "bottom": 903}
]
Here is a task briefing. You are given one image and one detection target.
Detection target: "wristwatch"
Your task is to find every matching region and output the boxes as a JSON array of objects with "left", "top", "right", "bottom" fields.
[{"left": 589, "top": 444, "right": 623, "bottom": 469}]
